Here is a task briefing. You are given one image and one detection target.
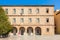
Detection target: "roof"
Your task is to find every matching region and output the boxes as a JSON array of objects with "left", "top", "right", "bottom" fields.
[{"left": 0, "top": 5, "right": 54, "bottom": 7}]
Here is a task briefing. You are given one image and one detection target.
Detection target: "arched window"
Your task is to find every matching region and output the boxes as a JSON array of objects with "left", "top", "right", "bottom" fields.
[
  {"left": 35, "top": 27, "right": 41, "bottom": 35},
  {"left": 19, "top": 27, "right": 25, "bottom": 35},
  {"left": 27, "top": 27, "right": 33, "bottom": 35}
]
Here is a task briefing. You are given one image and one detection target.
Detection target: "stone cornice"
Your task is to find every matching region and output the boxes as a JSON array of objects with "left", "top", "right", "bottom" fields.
[
  {"left": 7, "top": 15, "right": 54, "bottom": 17},
  {"left": 1, "top": 5, "right": 54, "bottom": 7},
  {"left": 12, "top": 24, "right": 55, "bottom": 26}
]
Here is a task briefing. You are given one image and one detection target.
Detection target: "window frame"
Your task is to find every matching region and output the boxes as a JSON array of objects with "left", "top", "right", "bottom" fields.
[
  {"left": 29, "top": 18, "right": 32, "bottom": 22},
  {"left": 13, "top": 18, "right": 16, "bottom": 23},
  {"left": 36, "top": 18, "right": 40, "bottom": 23},
  {"left": 46, "top": 28, "right": 49, "bottom": 32},
  {"left": 29, "top": 9, "right": 32, "bottom": 14},
  {"left": 5, "top": 8, "right": 8, "bottom": 14},
  {"left": 46, "top": 18, "right": 49, "bottom": 23},
  {"left": 46, "top": 8, "right": 49, "bottom": 13},
  {"left": 13, "top": 9, "right": 16, "bottom": 14},
  {"left": 20, "top": 9, "right": 24, "bottom": 15},
  {"left": 36, "top": 8, "right": 39, "bottom": 14},
  {"left": 20, "top": 18, "right": 24, "bottom": 23}
]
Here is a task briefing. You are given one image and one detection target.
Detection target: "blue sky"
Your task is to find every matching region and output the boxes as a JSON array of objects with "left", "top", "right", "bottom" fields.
[{"left": 0, "top": 0, "right": 60, "bottom": 10}]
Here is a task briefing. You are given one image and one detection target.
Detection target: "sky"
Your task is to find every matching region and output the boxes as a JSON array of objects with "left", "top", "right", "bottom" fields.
[{"left": 0, "top": 0, "right": 60, "bottom": 10}]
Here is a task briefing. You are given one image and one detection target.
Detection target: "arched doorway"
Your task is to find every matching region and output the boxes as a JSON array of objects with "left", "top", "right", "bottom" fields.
[
  {"left": 27, "top": 27, "right": 33, "bottom": 35},
  {"left": 19, "top": 27, "right": 25, "bottom": 35},
  {"left": 35, "top": 27, "right": 41, "bottom": 35},
  {"left": 11, "top": 27, "right": 17, "bottom": 35}
]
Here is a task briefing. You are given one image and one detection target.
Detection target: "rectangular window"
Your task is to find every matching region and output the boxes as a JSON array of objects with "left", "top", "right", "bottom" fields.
[
  {"left": 29, "top": 18, "right": 32, "bottom": 22},
  {"left": 46, "top": 18, "right": 49, "bottom": 23},
  {"left": 13, "top": 18, "right": 16, "bottom": 23},
  {"left": 36, "top": 8, "right": 39, "bottom": 13},
  {"left": 29, "top": 9, "right": 32, "bottom": 14},
  {"left": 21, "top": 9, "right": 24, "bottom": 15},
  {"left": 20, "top": 18, "right": 24, "bottom": 23},
  {"left": 36, "top": 18, "right": 40, "bottom": 23},
  {"left": 46, "top": 8, "right": 49, "bottom": 13},
  {"left": 47, "top": 28, "right": 49, "bottom": 32},
  {"left": 13, "top": 9, "right": 16, "bottom": 14},
  {"left": 5, "top": 9, "right": 8, "bottom": 14}
]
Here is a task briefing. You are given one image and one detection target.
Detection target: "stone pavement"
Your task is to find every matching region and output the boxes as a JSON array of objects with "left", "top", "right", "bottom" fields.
[{"left": 0, "top": 35, "right": 60, "bottom": 40}]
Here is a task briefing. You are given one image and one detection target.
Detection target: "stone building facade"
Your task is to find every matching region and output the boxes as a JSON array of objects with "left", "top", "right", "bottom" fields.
[{"left": 2, "top": 5, "right": 55, "bottom": 35}]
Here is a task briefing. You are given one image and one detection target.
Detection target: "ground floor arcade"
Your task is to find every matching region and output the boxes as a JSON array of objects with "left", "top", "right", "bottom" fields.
[{"left": 10, "top": 26, "right": 54, "bottom": 35}]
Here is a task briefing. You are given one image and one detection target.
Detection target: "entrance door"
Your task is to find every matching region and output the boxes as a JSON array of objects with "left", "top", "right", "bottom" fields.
[
  {"left": 19, "top": 27, "right": 25, "bottom": 35},
  {"left": 27, "top": 27, "right": 33, "bottom": 35},
  {"left": 35, "top": 27, "right": 41, "bottom": 35},
  {"left": 11, "top": 27, "right": 17, "bottom": 35}
]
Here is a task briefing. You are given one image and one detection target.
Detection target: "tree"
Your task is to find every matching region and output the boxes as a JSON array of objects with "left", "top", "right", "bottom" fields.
[{"left": 0, "top": 7, "right": 12, "bottom": 35}]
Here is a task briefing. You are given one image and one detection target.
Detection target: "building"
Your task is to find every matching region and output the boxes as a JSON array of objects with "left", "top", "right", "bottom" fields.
[
  {"left": 2, "top": 5, "right": 55, "bottom": 35},
  {"left": 54, "top": 10, "right": 60, "bottom": 34}
]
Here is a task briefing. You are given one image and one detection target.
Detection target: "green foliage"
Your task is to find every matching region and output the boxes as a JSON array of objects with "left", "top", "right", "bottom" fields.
[{"left": 0, "top": 7, "right": 12, "bottom": 35}]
